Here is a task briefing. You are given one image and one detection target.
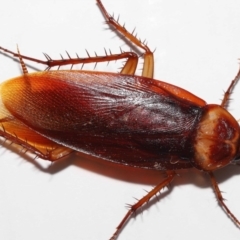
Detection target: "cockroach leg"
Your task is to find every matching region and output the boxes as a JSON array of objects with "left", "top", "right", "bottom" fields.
[
  {"left": 16, "top": 46, "right": 28, "bottom": 75},
  {"left": 1, "top": 128, "right": 73, "bottom": 161},
  {"left": 0, "top": 0, "right": 153, "bottom": 75},
  {"left": 119, "top": 52, "right": 138, "bottom": 75},
  {"left": 96, "top": 0, "right": 154, "bottom": 78},
  {"left": 221, "top": 65, "right": 240, "bottom": 108},
  {"left": 0, "top": 118, "right": 73, "bottom": 162},
  {"left": 110, "top": 171, "right": 176, "bottom": 240},
  {"left": 208, "top": 171, "right": 240, "bottom": 227},
  {"left": 0, "top": 46, "right": 139, "bottom": 74}
]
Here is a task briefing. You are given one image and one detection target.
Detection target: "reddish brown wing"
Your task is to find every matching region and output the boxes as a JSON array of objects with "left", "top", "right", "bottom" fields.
[{"left": 1, "top": 71, "right": 206, "bottom": 170}]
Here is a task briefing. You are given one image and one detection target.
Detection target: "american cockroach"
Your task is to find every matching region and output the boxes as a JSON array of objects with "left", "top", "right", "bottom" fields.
[{"left": 1, "top": 0, "right": 240, "bottom": 239}]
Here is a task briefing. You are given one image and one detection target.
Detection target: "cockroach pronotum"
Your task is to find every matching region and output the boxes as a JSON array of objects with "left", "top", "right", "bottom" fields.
[{"left": 1, "top": 0, "right": 240, "bottom": 239}]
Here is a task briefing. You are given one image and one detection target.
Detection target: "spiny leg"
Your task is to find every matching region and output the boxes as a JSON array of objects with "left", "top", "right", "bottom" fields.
[
  {"left": 17, "top": 46, "right": 28, "bottom": 75},
  {"left": 221, "top": 64, "right": 240, "bottom": 108},
  {"left": 110, "top": 171, "right": 176, "bottom": 240},
  {"left": 0, "top": 127, "right": 73, "bottom": 161},
  {"left": 0, "top": 118, "right": 73, "bottom": 162},
  {"left": 96, "top": 0, "right": 154, "bottom": 78},
  {"left": 208, "top": 171, "right": 240, "bottom": 226},
  {"left": 0, "top": 0, "right": 153, "bottom": 75},
  {"left": 0, "top": 46, "right": 139, "bottom": 75}
]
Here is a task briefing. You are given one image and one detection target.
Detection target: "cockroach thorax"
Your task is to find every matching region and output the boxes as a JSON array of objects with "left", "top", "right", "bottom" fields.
[{"left": 193, "top": 104, "right": 240, "bottom": 171}]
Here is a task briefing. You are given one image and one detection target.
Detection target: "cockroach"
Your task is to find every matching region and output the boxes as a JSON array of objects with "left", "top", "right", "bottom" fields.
[{"left": 1, "top": 0, "right": 240, "bottom": 239}]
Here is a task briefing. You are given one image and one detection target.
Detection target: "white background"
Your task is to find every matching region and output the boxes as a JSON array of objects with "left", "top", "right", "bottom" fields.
[{"left": 1, "top": 0, "right": 240, "bottom": 240}]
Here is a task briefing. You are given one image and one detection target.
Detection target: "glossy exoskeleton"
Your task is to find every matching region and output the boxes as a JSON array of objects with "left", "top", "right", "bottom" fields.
[{"left": 0, "top": 0, "right": 240, "bottom": 239}]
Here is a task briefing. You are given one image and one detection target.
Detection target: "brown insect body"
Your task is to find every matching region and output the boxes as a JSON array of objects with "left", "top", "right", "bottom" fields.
[
  {"left": 1, "top": 71, "right": 239, "bottom": 172},
  {"left": 1, "top": 0, "right": 240, "bottom": 239},
  {"left": 0, "top": 71, "right": 202, "bottom": 170}
]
